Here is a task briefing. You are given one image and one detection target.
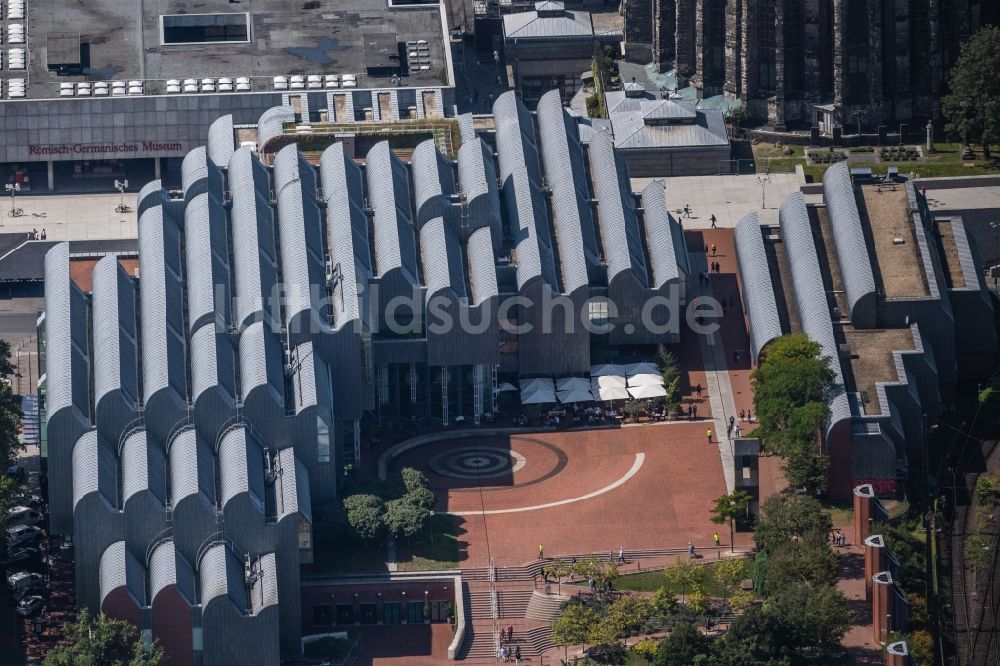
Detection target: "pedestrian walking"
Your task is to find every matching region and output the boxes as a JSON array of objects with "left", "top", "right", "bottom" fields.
[
  {"left": 739, "top": 408, "right": 745, "bottom": 421},
  {"left": 515, "top": 645, "right": 521, "bottom": 663},
  {"left": 713, "top": 532, "right": 721, "bottom": 548},
  {"left": 696, "top": 383, "right": 702, "bottom": 397},
  {"left": 40, "top": 228, "right": 47, "bottom": 240},
  {"left": 710, "top": 214, "right": 718, "bottom": 228},
  {"left": 706, "top": 428, "right": 712, "bottom": 443},
  {"left": 538, "top": 544, "right": 544, "bottom": 559},
  {"left": 688, "top": 542, "right": 696, "bottom": 558},
  {"left": 684, "top": 204, "right": 691, "bottom": 218},
  {"left": 507, "top": 624, "right": 514, "bottom": 642},
  {"left": 588, "top": 577, "right": 596, "bottom": 592},
  {"left": 734, "top": 424, "right": 742, "bottom": 438},
  {"left": 692, "top": 404, "right": 698, "bottom": 418},
  {"left": 618, "top": 545, "right": 625, "bottom": 564},
  {"left": 711, "top": 243, "right": 717, "bottom": 256}
]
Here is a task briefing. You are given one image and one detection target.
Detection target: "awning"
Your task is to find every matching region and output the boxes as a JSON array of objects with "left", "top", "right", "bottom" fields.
[
  {"left": 625, "top": 362, "right": 660, "bottom": 376},
  {"left": 628, "top": 384, "right": 667, "bottom": 399},
  {"left": 497, "top": 382, "right": 518, "bottom": 392},
  {"left": 556, "top": 377, "right": 591, "bottom": 392},
  {"left": 520, "top": 377, "right": 555, "bottom": 393},
  {"left": 557, "top": 388, "right": 595, "bottom": 404},
  {"left": 627, "top": 373, "right": 664, "bottom": 387},
  {"left": 521, "top": 388, "right": 557, "bottom": 404},
  {"left": 591, "top": 384, "right": 630, "bottom": 401},
  {"left": 590, "top": 364, "right": 627, "bottom": 377}
]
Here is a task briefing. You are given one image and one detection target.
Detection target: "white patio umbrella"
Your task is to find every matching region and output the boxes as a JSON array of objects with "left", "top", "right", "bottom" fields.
[
  {"left": 627, "top": 373, "right": 664, "bottom": 387},
  {"left": 521, "top": 387, "right": 557, "bottom": 404},
  {"left": 590, "top": 364, "right": 627, "bottom": 377},
  {"left": 625, "top": 362, "right": 660, "bottom": 376},
  {"left": 592, "top": 375, "right": 627, "bottom": 389},
  {"left": 520, "top": 377, "right": 555, "bottom": 393},
  {"left": 557, "top": 388, "right": 595, "bottom": 404},
  {"left": 591, "top": 384, "right": 630, "bottom": 401},
  {"left": 628, "top": 384, "right": 667, "bottom": 399},
  {"left": 497, "top": 382, "right": 518, "bottom": 392},
  {"left": 556, "top": 376, "right": 591, "bottom": 392}
]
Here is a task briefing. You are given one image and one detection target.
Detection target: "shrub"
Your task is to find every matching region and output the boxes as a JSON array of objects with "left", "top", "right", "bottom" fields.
[
  {"left": 975, "top": 475, "right": 995, "bottom": 506},
  {"left": 342, "top": 494, "right": 384, "bottom": 541}
]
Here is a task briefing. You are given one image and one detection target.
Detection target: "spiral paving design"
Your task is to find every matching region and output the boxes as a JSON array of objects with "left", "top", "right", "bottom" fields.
[{"left": 427, "top": 446, "right": 527, "bottom": 480}]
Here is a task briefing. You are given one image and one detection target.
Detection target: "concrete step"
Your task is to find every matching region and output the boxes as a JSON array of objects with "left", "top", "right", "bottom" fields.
[{"left": 524, "top": 591, "right": 570, "bottom": 622}]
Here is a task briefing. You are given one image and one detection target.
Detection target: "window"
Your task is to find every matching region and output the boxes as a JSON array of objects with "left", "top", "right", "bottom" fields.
[
  {"left": 407, "top": 601, "right": 424, "bottom": 624},
  {"left": 313, "top": 604, "right": 332, "bottom": 626},
  {"left": 160, "top": 13, "right": 250, "bottom": 45},
  {"left": 383, "top": 602, "right": 401, "bottom": 624},
  {"left": 588, "top": 299, "right": 609, "bottom": 329},
  {"left": 317, "top": 416, "right": 330, "bottom": 463}
]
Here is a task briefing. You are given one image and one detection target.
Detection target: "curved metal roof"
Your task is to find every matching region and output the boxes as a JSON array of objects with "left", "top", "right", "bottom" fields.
[
  {"left": 72, "top": 429, "right": 117, "bottom": 510},
  {"left": 121, "top": 428, "right": 166, "bottom": 504},
  {"left": 536, "top": 89, "right": 596, "bottom": 293},
  {"left": 207, "top": 114, "right": 236, "bottom": 169},
  {"left": 589, "top": 130, "right": 647, "bottom": 287},
  {"left": 239, "top": 320, "right": 285, "bottom": 406},
  {"left": 734, "top": 212, "right": 782, "bottom": 361},
  {"left": 218, "top": 427, "right": 251, "bottom": 510},
  {"left": 822, "top": 162, "right": 876, "bottom": 322},
  {"left": 778, "top": 193, "right": 851, "bottom": 433},
  {"left": 149, "top": 538, "right": 178, "bottom": 602},
  {"left": 638, "top": 181, "right": 680, "bottom": 288},
  {"left": 319, "top": 144, "right": 371, "bottom": 329},
  {"left": 365, "top": 141, "right": 419, "bottom": 282},
  {"left": 492, "top": 91, "right": 558, "bottom": 291},
  {"left": 169, "top": 427, "right": 200, "bottom": 503},
  {"left": 198, "top": 542, "right": 230, "bottom": 608},
  {"left": 257, "top": 106, "right": 295, "bottom": 152},
  {"left": 229, "top": 147, "right": 278, "bottom": 327},
  {"left": 137, "top": 180, "right": 165, "bottom": 218},
  {"left": 456, "top": 138, "right": 504, "bottom": 249},
  {"left": 91, "top": 255, "right": 138, "bottom": 407},
  {"left": 419, "top": 218, "right": 467, "bottom": 300},
  {"left": 99, "top": 541, "right": 127, "bottom": 607},
  {"left": 43, "top": 243, "right": 75, "bottom": 417},
  {"left": 181, "top": 146, "right": 209, "bottom": 199},
  {"left": 184, "top": 193, "right": 230, "bottom": 334},
  {"left": 251, "top": 552, "right": 279, "bottom": 613},
  {"left": 275, "top": 448, "right": 300, "bottom": 521},
  {"left": 411, "top": 139, "right": 455, "bottom": 229},
  {"left": 466, "top": 226, "right": 499, "bottom": 305}
]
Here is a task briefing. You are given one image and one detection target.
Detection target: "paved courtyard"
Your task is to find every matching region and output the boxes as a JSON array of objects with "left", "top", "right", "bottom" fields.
[
  {"left": 0, "top": 193, "right": 137, "bottom": 241},
  {"left": 392, "top": 424, "right": 729, "bottom": 568}
]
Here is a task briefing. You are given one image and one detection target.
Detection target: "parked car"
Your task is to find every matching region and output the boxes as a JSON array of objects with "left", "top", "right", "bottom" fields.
[
  {"left": 1, "top": 547, "right": 39, "bottom": 567},
  {"left": 4, "top": 465, "right": 25, "bottom": 483},
  {"left": 12, "top": 493, "right": 44, "bottom": 510},
  {"left": 7, "top": 506, "right": 43, "bottom": 528},
  {"left": 6, "top": 570, "right": 43, "bottom": 592},
  {"left": 11, "top": 583, "right": 44, "bottom": 604},
  {"left": 6, "top": 525, "right": 42, "bottom": 547},
  {"left": 16, "top": 595, "right": 43, "bottom": 616}
]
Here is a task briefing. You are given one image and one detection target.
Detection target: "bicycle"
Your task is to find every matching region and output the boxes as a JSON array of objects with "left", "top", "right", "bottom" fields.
[
  {"left": 115, "top": 203, "right": 131, "bottom": 214},
  {"left": 7, "top": 208, "right": 23, "bottom": 218}
]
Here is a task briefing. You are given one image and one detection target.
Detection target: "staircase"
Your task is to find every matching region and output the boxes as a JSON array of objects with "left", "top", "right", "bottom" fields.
[
  {"left": 466, "top": 586, "right": 534, "bottom": 619},
  {"left": 20, "top": 394, "right": 39, "bottom": 444},
  {"left": 524, "top": 591, "right": 570, "bottom": 622}
]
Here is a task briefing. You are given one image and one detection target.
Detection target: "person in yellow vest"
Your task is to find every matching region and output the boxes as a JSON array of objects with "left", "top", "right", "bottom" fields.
[{"left": 706, "top": 428, "right": 713, "bottom": 443}]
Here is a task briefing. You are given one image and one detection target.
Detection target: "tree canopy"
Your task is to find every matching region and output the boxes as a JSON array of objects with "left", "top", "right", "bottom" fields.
[
  {"left": 942, "top": 25, "right": 1000, "bottom": 158},
  {"left": 751, "top": 334, "right": 835, "bottom": 493},
  {"left": 654, "top": 623, "right": 711, "bottom": 666},
  {"left": 0, "top": 339, "right": 23, "bottom": 469},
  {"left": 43, "top": 611, "right": 163, "bottom": 666}
]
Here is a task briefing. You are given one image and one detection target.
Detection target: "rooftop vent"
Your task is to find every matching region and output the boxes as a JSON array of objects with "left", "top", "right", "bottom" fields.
[{"left": 892, "top": 237, "right": 905, "bottom": 245}]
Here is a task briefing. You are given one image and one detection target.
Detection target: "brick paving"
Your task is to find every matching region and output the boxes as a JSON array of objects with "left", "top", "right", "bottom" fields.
[
  {"left": 394, "top": 425, "right": 729, "bottom": 567},
  {"left": 344, "top": 624, "right": 456, "bottom": 666}
]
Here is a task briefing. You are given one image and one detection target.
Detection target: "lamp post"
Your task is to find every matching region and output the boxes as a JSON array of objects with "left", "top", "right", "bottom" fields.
[
  {"left": 756, "top": 173, "right": 771, "bottom": 209},
  {"left": 114, "top": 179, "right": 129, "bottom": 213},
  {"left": 5, "top": 182, "right": 20, "bottom": 217}
]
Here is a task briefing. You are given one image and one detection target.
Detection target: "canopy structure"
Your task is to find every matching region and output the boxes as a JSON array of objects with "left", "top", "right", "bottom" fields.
[
  {"left": 627, "top": 373, "right": 664, "bottom": 387},
  {"left": 625, "top": 362, "right": 659, "bottom": 376},
  {"left": 592, "top": 374, "right": 626, "bottom": 389},
  {"left": 591, "top": 382, "right": 630, "bottom": 401},
  {"left": 556, "top": 376, "right": 591, "bottom": 392},
  {"left": 521, "top": 387, "right": 557, "bottom": 404},
  {"left": 497, "top": 382, "right": 518, "bottom": 392},
  {"left": 557, "top": 388, "right": 595, "bottom": 404},
  {"left": 590, "top": 363, "right": 627, "bottom": 377},
  {"left": 628, "top": 384, "right": 667, "bottom": 399}
]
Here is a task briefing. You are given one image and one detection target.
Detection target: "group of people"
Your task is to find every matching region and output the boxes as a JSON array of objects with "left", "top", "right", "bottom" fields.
[
  {"left": 497, "top": 624, "right": 521, "bottom": 663},
  {"left": 727, "top": 415, "right": 743, "bottom": 439},
  {"left": 27, "top": 228, "right": 46, "bottom": 240}
]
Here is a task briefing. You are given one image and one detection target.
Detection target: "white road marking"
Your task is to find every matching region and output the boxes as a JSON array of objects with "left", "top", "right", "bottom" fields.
[{"left": 440, "top": 453, "right": 646, "bottom": 516}]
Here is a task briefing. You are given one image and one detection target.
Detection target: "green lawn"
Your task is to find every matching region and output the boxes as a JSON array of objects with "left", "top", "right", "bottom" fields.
[
  {"left": 568, "top": 562, "right": 727, "bottom": 597},
  {"left": 396, "top": 514, "right": 462, "bottom": 571}
]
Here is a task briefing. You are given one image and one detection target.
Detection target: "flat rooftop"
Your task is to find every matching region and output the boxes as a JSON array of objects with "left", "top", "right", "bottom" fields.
[
  {"left": 841, "top": 327, "right": 916, "bottom": 417},
  {"left": 934, "top": 220, "right": 967, "bottom": 289},
  {"left": 860, "top": 184, "right": 929, "bottom": 299},
  {"left": 5, "top": 0, "right": 448, "bottom": 100}
]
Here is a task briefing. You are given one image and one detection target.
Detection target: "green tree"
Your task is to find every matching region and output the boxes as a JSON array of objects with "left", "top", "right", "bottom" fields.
[
  {"left": 751, "top": 335, "right": 835, "bottom": 493},
  {"left": 658, "top": 349, "right": 682, "bottom": 414},
  {"left": 0, "top": 339, "right": 22, "bottom": 469},
  {"left": 966, "top": 534, "right": 991, "bottom": 570},
  {"left": 710, "top": 606, "right": 792, "bottom": 666},
  {"left": 753, "top": 494, "right": 832, "bottom": 555},
  {"left": 631, "top": 638, "right": 661, "bottom": 663},
  {"left": 43, "top": 610, "right": 163, "bottom": 666},
  {"left": 400, "top": 467, "right": 429, "bottom": 494},
  {"left": 650, "top": 587, "right": 678, "bottom": 618},
  {"left": 663, "top": 559, "right": 699, "bottom": 603},
  {"left": 542, "top": 560, "right": 574, "bottom": 595},
  {"left": 781, "top": 446, "right": 830, "bottom": 494},
  {"left": 550, "top": 602, "right": 600, "bottom": 657},
  {"left": 654, "top": 623, "right": 711, "bottom": 666},
  {"left": 709, "top": 491, "right": 752, "bottom": 553},
  {"left": 342, "top": 494, "right": 384, "bottom": 541},
  {"left": 975, "top": 475, "right": 995, "bottom": 506},
  {"left": 713, "top": 557, "right": 750, "bottom": 600},
  {"left": 763, "top": 583, "right": 851, "bottom": 655},
  {"left": 942, "top": 26, "right": 1000, "bottom": 159},
  {"left": 601, "top": 595, "right": 653, "bottom": 645},
  {"left": 761, "top": 539, "right": 839, "bottom": 592},
  {"left": 383, "top": 496, "right": 430, "bottom": 539},
  {"left": 0, "top": 475, "right": 15, "bottom": 535}
]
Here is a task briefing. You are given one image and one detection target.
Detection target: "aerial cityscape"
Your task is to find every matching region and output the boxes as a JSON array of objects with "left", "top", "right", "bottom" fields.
[{"left": 0, "top": 0, "right": 998, "bottom": 664}]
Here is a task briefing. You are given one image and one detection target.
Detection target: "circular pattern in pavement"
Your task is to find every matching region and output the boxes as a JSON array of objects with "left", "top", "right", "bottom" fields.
[{"left": 428, "top": 446, "right": 527, "bottom": 480}]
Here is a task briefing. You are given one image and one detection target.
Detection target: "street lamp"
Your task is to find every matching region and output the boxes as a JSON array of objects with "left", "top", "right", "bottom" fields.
[
  {"left": 114, "top": 179, "right": 129, "bottom": 213},
  {"left": 5, "top": 182, "right": 21, "bottom": 217},
  {"left": 756, "top": 173, "right": 771, "bottom": 209}
]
